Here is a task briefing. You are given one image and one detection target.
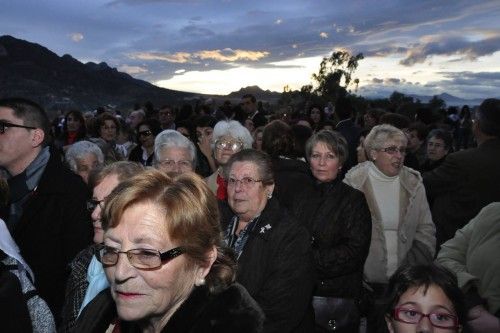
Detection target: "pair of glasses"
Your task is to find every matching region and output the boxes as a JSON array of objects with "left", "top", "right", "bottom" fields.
[
  {"left": 138, "top": 130, "right": 152, "bottom": 137},
  {"left": 86, "top": 199, "right": 105, "bottom": 213},
  {"left": 158, "top": 159, "right": 192, "bottom": 170},
  {"left": 227, "top": 177, "right": 262, "bottom": 188},
  {"left": 379, "top": 146, "right": 407, "bottom": 155},
  {"left": 215, "top": 139, "right": 243, "bottom": 151},
  {"left": 393, "top": 307, "right": 459, "bottom": 329},
  {"left": 0, "top": 121, "right": 36, "bottom": 134},
  {"left": 97, "top": 246, "right": 184, "bottom": 270}
]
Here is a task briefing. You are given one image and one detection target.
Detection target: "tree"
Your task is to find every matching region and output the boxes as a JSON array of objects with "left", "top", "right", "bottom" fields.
[{"left": 311, "top": 50, "right": 364, "bottom": 103}]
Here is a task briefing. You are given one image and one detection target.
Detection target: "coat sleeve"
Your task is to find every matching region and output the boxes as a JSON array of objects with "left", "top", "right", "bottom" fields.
[
  {"left": 423, "top": 153, "right": 462, "bottom": 199},
  {"left": 260, "top": 223, "right": 314, "bottom": 333},
  {"left": 314, "top": 191, "right": 372, "bottom": 278},
  {"left": 436, "top": 212, "right": 478, "bottom": 290},
  {"left": 402, "top": 183, "right": 436, "bottom": 265}
]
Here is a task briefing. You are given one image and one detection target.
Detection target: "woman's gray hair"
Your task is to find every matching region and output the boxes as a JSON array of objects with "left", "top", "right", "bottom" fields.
[
  {"left": 364, "top": 124, "right": 407, "bottom": 158},
  {"left": 305, "top": 130, "right": 349, "bottom": 165},
  {"left": 65, "top": 140, "right": 105, "bottom": 173},
  {"left": 212, "top": 120, "right": 253, "bottom": 150},
  {"left": 154, "top": 129, "right": 197, "bottom": 165},
  {"left": 223, "top": 149, "right": 274, "bottom": 186}
]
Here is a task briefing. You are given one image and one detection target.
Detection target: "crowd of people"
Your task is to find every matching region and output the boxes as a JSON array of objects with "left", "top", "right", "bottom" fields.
[{"left": 1, "top": 94, "right": 499, "bottom": 333}]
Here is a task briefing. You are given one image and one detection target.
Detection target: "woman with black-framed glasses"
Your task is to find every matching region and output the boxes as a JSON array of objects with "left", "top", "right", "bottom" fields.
[
  {"left": 128, "top": 119, "right": 162, "bottom": 166},
  {"left": 382, "top": 264, "right": 468, "bottom": 333},
  {"left": 73, "top": 169, "right": 264, "bottom": 333}
]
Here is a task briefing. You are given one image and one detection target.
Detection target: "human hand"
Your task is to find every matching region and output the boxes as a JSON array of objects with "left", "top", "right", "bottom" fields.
[
  {"left": 198, "top": 134, "right": 212, "bottom": 157},
  {"left": 468, "top": 305, "right": 500, "bottom": 333}
]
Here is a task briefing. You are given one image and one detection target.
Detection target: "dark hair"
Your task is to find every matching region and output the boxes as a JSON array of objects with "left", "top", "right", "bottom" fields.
[
  {"left": 382, "top": 264, "right": 468, "bottom": 331},
  {"left": 307, "top": 104, "right": 325, "bottom": 125},
  {"left": 305, "top": 129, "right": 349, "bottom": 165},
  {"left": 291, "top": 124, "right": 313, "bottom": 159},
  {"left": 427, "top": 128, "right": 453, "bottom": 151},
  {"left": 242, "top": 94, "right": 256, "bottom": 104},
  {"left": 223, "top": 149, "right": 274, "bottom": 186},
  {"left": 475, "top": 98, "right": 500, "bottom": 137},
  {"left": 0, "top": 97, "right": 50, "bottom": 145},
  {"left": 195, "top": 115, "right": 217, "bottom": 128},
  {"left": 261, "top": 120, "right": 295, "bottom": 158},
  {"left": 380, "top": 112, "right": 411, "bottom": 130},
  {"left": 62, "top": 110, "right": 87, "bottom": 142},
  {"left": 335, "top": 97, "right": 354, "bottom": 120},
  {"left": 135, "top": 118, "right": 162, "bottom": 143},
  {"left": 408, "top": 122, "right": 429, "bottom": 141},
  {"left": 102, "top": 169, "right": 236, "bottom": 293},
  {"left": 95, "top": 112, "right": 120, "bottom": 137}
]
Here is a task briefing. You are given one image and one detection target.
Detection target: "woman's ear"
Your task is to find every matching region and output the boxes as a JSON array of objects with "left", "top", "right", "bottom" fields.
[
  {"left": 195, "top": 245, "right": 217, "bottom": 285},
  {"left": 385, "top": 315, "right": 395, "bottom": 333}
]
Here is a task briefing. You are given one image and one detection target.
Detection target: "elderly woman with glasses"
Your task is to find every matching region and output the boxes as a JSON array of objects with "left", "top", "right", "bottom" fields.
[
  {"left": 60, "top": 161, "right": 143, "bottom": 332},
  {"left": 153, "top": 129, "right": 197, "bottom": 175},
  {"left": 74, "top": 169, "right": 264, "bottom": 333},
  {"left": 219, "top": 149, "right": 314, "bottom": 332},
  {"left": 205, "top": 120, "right": 253, "bottom": 200},
  {"left": 128, "top": 119, "right": 162, "bottom": 166},
  {"left": 343, "top": 124, "right": 436, "bottom": 330}
]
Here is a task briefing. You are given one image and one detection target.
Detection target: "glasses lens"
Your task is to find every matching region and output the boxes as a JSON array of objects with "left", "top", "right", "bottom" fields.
[
  {"left": 129, "top": 249, "right": 161, "bottom": 269},
  {"left": 99, "top": 247, "right": 118, "bottom": 266},
  {"left": 429, "top": 313, "right": 457, "bottom": 328}
]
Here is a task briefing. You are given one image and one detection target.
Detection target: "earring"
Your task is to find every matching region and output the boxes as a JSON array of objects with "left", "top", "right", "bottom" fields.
[{"left": 195, "top": 278, "right": 205, "bottom": 286}]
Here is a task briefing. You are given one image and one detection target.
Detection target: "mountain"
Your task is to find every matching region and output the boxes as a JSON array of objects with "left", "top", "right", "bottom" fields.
[
  {"left": 0, "top": 35, "right": 199, "bottom": 111},
  {"left": 225, "top": 85, "right": 281, "bottom": 102},
  {"left": 408, "top": 93, "right": 484, "bottom": 107}
]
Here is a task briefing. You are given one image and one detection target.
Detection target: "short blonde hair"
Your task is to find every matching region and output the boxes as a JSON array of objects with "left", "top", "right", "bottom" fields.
[{"left": 364, "top": 124, "right": 407, "bottom": 158}]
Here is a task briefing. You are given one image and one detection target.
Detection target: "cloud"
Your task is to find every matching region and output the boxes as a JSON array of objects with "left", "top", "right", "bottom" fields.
[
  {"left": 128, "top": 48, "right": 269, "bottom": 64},
  {"left": 118, "top": 65, "right": 148, "bottom": 74},
  {"left": 175, "top": 69, "right": 186, "bottom": 74},
  {"left": 128, "top": 51, "right": 192, "bottom": 63},
  {"left": 319, "top": 32, "right": 328, "bottom": 39},
  {"left": 275, "top": 19, "right": 283, "bottom": 25},
  {"left": 372, "top": 78, "right": 383, "bottom": 84},
  {"left": 180, "top": 25, "right": 215, "bottom": 38},
  {"left": 400, "top": 34, "right": 500, "bottom": 66},
  {"left": 69, "top": 33, "right": 84, "bottom": 42}
]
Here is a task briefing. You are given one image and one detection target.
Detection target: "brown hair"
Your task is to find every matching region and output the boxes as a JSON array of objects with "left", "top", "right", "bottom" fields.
[
  {"left": 88, "top": 161, "right": 144, "bottom": 190},
  {"left": 101, "top": 169, "right": 236, "bottom": 293}
]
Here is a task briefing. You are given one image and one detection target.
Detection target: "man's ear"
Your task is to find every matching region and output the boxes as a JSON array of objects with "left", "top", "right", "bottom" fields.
[{"left": 31, "top": 128, "right": 45, "bottom": 147}]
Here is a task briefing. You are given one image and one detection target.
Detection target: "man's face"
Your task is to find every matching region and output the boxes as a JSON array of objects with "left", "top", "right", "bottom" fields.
[
  {"left": 128, "top": 111, "right": 143, "bottom": 129},
  {"left": 0, "top": 107, "right": 38, "bottom": 175},
  {"left": 242, "top": 97, "right": 256, "bottom": 114},
  {"left": 159, "top": 108, "right": 174, "bottom": 127}
]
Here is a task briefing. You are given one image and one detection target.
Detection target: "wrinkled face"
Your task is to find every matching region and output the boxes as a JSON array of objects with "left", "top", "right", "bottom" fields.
[
  {"left": 159, "top": 108, "right": 174, "bottom": 127},
  {"left": 386, "top": 284, "right": 461, "bottom": 333},
  {"left": 75, "top": 153, "right": 99, "bottom": 184},
  {"left": 227, "top": 161, "right": 274, "bottom": 223},
  {"left": 242, "top": 97, "right": 256, "bottom": 114},
  {"left": 0, "top": 107, "right": 38, "bottom": 175},
  {"left": 426, "top": 137, "right": 448, "bottom": 162},
  {"left": 138, "top": 125, "right": 155, "bottom": 149},
  {"left": 104, "top": 202, "right": 198, "bottom": 323},
  {"left": 156, "top": 147, "right": 193, "bottom": 175},
  {"left": 310, "top": 108, "right": 321, "bottom": 124},
  {"left": 406, "top": 130, "right": 423, "bottom": 152},
  {"left": 214, "top": 135, "right": 243, "bottom": 166},
  {"left": 100, "top": 119, "right": 117, "bottom": 142},
  {"left": 91, "top": 174, "right": 120, "bottom": 244},
  {"left": 66, "top": 114, "right": 82, "bottom": 132},
  {"left": 357, "top": 136, "right": 368, "bottom": 163},
  {"left": 371, "top": 137, "right": 407, "bottom": 177},
  {"left": 309, "top": 142, "right": 342, "bottom": 183}
]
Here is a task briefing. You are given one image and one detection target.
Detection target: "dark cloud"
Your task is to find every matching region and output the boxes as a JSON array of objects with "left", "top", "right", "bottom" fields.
[{"left": 180, "top": 25, "right": 216, "bottom": 38}]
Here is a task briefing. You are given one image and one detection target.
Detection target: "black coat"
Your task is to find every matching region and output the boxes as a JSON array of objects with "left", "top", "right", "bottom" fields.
[
  {"left": 219, "top": 199, "right": 314, "bottom": 333},
  {"left": 128, "top": 145, "right": 154, "bottom": 166},
  {"left": 335, "top": 119, "right": 361, "bottom": 175},
  {"left": 423, "top": 138, "right": 500, "bottom": 245},
  {"left": 74, "top": 284, "right": 264, "bottom": 333},
  {"left": 11, "top": 149, "right": 93, "bottom": 321},
  {"left": 292, "top": 179, "right": 371, "bottom": 298},
  {"left": 271, "top": 157, "right": 315, "bottom": 212}
]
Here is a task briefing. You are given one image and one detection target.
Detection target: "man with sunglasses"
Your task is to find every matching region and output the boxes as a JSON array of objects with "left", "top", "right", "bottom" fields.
[{"left": 0, "top": 98, "right": 92, "bottom": 324}]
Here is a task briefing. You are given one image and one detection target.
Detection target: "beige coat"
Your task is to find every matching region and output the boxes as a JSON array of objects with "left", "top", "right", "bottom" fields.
[
  {"left": 205, "top": 170, "right": 219, "bottom": 195},
  {"left": 344, "top": 162, "right": 436, "bottom": 283}
]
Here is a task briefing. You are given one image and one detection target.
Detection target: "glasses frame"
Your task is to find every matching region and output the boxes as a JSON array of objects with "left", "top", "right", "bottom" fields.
[
  {"left": 379, "top": 145, "right": 407, "bottom": 155},
  {"left": 97, "top": 246, "right": 184, "bottom": 270},
  {"left": 227, "top": 177, "right": 263, "bottom": 188},
  {"left": 86, "top": 199, "right": 105, "bottom": 213},
  {"left": 0, "top": 121, "right": 36, "bottom": 134},
  {"left": 393, "top": 307, "right": 460, "bottom": 329},
  {"left": 215, "top": 139, "right": 244, "bottom": 151},
  {"left": 158, "top": 159, "right": 192, "bottom": 170}
]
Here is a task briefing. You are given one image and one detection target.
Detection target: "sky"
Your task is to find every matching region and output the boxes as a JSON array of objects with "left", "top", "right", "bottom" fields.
[{"left": 2, "top": 0, "right": 500, "bottom": 99}]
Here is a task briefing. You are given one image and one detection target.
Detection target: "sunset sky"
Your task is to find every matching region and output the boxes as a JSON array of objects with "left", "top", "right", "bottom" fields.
[{"left": 2, "top": 0, "right": 500, "bottom": 99}]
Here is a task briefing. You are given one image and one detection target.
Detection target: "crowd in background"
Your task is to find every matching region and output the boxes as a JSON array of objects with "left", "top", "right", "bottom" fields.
[{"left": 1, "top": 95, "right": 499, "bottom": 333}]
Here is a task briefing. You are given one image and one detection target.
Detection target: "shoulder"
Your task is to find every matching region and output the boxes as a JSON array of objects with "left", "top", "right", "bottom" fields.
[
  {"left": 400, "top": 166, "right": 424, "bottom": 193},
  {"left": 343, "top": 161, "right": 370, "bottom": 187}
]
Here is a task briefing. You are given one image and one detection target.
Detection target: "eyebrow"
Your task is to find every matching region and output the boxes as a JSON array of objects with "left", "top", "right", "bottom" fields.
[{"left": 398, "top": 302, "right": 454, "bottom": 313}]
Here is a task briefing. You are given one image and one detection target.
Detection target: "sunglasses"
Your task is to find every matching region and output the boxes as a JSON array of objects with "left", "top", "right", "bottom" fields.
[{"left": 0, "top": 121, "right": 36, "bottom": 134}]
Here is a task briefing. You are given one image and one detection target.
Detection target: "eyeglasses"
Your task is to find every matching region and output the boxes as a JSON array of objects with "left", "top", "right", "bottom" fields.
[
  {"left": 227, "top": 177, "right": 262, "bottom": 188},
  {"left": 158, "top": 159, "right": 192, "bottom": 170},
  {"left": 86, "top": 199, "right": 105, "bottom": 213},
  {"left": 379, "top": 146, "right": 407, "bottom": 155},
  {"left": 97, "top": 246, "right": 184, "bottom": 270},
  {"left": 215, "top": 139, "right": 243, "bottom": 151},
  {"left": 138, "top": 130, "right": 153, "bottom": 137},
  {"left": 393, "top": 307, "right": 459, "bottom": 329},
  {"left": 0, "top": 121, "right": 36, "bottom": 134}
]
